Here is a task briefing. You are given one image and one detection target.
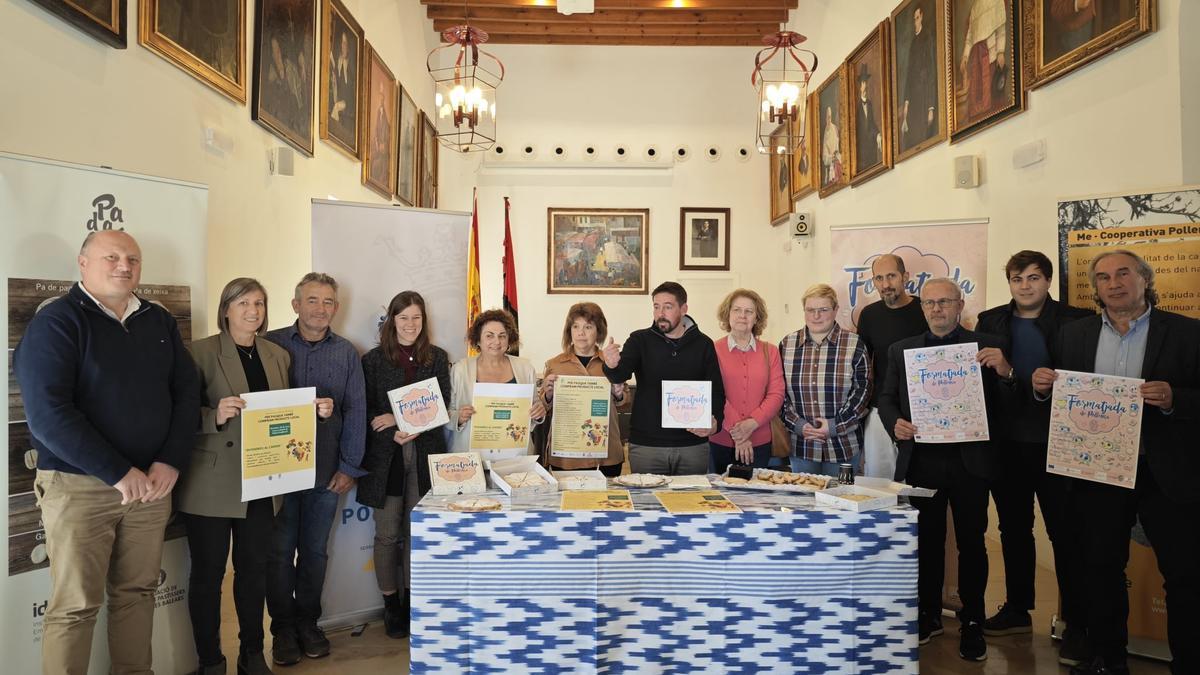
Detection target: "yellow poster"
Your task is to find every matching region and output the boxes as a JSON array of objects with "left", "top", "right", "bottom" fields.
[
  {"left": 1065, "top": 223, "right": 1200, "bottom": 319},
  {"left": 654, "top": 490, "right": 742, "bottom": 514},
  {"left": 550, "top": 375, "right": 611, "bottom": 459},
  {"left": 240, "top": 387, "right": 317, "bottom": 501},
  {"left": 469, "top": 382, "right": 534, "bottom": 451},
  {"left": 559, "top": 490, "right": 634, "bottom": 511}
]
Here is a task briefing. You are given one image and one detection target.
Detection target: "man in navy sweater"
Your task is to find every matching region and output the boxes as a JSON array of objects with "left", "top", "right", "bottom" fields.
[
  {"left": 14, "top": 231, "right": 199, "bottom": 674},
  {"left": 602, "top": 281, "right": 725, "bottom": 475}
]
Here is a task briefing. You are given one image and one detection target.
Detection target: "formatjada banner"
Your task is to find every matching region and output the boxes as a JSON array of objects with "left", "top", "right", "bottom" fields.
[
  {"left": 1, "top": 152, "right": 207, "bottom": 674},
  {"left": 469, "top": 382, "right": 534, "bottom": 460},
  {"left": 549, "top": 375, "right": 611, "bottom": 459},
  {"left": 241, "top": 387, "right": 317, "bottom": 501},
  {"left": 829, "top": 220, "right": 988, "bottom": 329}
]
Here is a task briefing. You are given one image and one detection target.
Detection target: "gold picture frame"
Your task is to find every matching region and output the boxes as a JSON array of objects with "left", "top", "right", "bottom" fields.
[
  {"left": 394, "top": 84, "right": 419, "bottom": 206},
  {"left": 416, "top": 111, "right": 438, "bottom": 209},
  {"left": 251, "top": 0, "right": 316, "bottom": 156},
  {"left": 789, "top": 92, "right": 817, "bottom": 202},
  {"left": 360, "top": 41, "right": 397, "bottom": 199},
  {"left": 848, "top": 21, "right": 894, "bottom": 186},
  {"left": 28, "top": 0, "right": 127, "bottom": 48},
  {"left": 1023, "top": 0, "right": 1155, "bottom": 90},
  {"left": 768, "top": 124, "right": 793, "bottom": 226},
  {"left": 547, "top": 208, "right": 649, "bottom": 295},
  {"left": 139, "top": 0, "right": 246, "bottom": 104},
  {"left": 815, "top": 63, "right": 849, "bottom": 199},
  {"left": 891, "top": 0, "right": 948, "bottom": 163},
  {"left": 947, "top": 0, "right": 1025, "bottom": 143},
  {"left": 318, "top": 0, "right": 363, "bottom": 159}
]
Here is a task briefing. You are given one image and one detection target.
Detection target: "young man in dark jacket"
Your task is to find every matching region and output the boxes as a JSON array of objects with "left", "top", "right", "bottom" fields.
[
  {"left": 602, "top": 282, "right": 725, "bottom": 475},
  {"left": 974, "top": 250, "right": 1093, "bottom": 664}
]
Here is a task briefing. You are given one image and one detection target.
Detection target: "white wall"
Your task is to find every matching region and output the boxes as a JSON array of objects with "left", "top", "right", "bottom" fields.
[{"left": 0, "top": 0, "right": 438, "bottom": 331}]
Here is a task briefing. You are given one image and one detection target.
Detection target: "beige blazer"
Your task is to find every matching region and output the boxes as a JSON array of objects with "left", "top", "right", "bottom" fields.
[
  {"left": 448, "top": 354, "right": 541, "bottom": 455},
  {"left": 540, "top": 352, "right": 629, "bottom": 470},
  {"left": 175, "top": 332, "right": 291, "bottom": 519}
]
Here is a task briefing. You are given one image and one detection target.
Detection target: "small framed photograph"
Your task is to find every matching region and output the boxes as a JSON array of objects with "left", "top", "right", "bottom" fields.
[
  {"left": 679, "top": 208, "right": 730, "bottom": 271},
  {"left": 139, "top": 0, "right": 246, "bottom": 103},
  {"left": 28, "top": 0, "right": 127, "bottom": 48}
]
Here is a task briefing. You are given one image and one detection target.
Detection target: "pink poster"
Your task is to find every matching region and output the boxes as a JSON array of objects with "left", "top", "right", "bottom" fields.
[
  {"left": 1046, "top": 370, "right": 1143, "bottom": 489},
  {"left": 902, "top": 343, "right": 990, "bottom": 443},
  {"left": 829, "top": 221, "right": 989, "bottom": 330}
]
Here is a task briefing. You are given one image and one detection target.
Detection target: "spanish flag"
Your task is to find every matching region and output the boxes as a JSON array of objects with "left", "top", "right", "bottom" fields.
[{"left": 466, "top": 189, "right": 481, "bottom": 356}]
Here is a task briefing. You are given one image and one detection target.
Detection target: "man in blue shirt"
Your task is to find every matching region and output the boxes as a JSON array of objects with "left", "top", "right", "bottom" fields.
[
  {"left": 265, "top": 273, "right": 366, "bottom": 665},
  {"left": 975, "top": 250, "right": 1092, "bottom": 664},
  {"left": 1033, "top": 250, "right": 1200, "bottom": 675}
]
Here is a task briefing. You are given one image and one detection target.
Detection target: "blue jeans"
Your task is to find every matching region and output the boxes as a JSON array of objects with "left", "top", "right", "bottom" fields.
[
  {"left": 790, "top": 452, "right": 862, "bottom": 478},
  {"left": 266, "top": 486, "right": 340, "bottom": 634}
]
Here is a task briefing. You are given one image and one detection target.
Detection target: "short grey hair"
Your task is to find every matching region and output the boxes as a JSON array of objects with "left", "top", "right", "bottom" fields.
[
  {"left": 294, "top": 272, "right": 339, "bottom": 300},
  {"left": 217, "top": 277, "right": 269, "bottom": 335},
  {"left": 1089, "top": 249, "right": 1158, "bottom": 308},
  {"left": 921, "top": 277, "right": 963, "bottom": 300}
]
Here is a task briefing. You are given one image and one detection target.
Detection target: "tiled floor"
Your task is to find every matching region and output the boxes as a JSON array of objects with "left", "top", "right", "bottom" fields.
[{"left": 210, "top": 528, "right": 1171, "bottom": 674}]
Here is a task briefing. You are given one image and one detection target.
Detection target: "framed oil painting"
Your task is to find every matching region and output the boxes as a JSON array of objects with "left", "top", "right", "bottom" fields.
[
  {"left": 251, "top": 0, "right": 315, "bottom": 155},
  {"left": 417, "top": 111, "right": 438, "bottom": 209},
  {"left": 789, "top": 94, "right": 817, "bottom": 202},
  {"left": 768, "top": 125, "right": 793, "bottom": 225},
  {"left": 1024, "top": 0, "right": 1155, "bottom": 89},
  {"left": 815, "top": 63, "right": 849, "bottom": 199},
  {"left": 360, "top": 42, "right": 397, "bottom": 199},
  {"left": 547, "top": 208, "right": 649, "bottom": 295},
  {"left": 394, "top": 84, "right": 419, "bottom": 206},
  {"left": 679, "top": 207, "right": 731, "bottom": 271},
  {"left": 139, "top": 0, "right": 246, "bottom": 103},
  {"left": 947, "top": 0, "right": 1025, "bottom": 142},
  {"left": 318, "top": 0, "right": 362, "bottom": 158},
  {"left": 891, "top": 0, "right": 948, "bottom": 163},
  {"left": 28, "top": 0, "right": 127, "bottom": 48},
  {"left": 847, "top": 22, "right": 894, "bottom": 186}
]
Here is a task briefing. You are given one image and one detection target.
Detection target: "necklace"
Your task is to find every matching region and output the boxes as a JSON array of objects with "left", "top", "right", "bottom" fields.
[
  {"left": 236, "top": 343, "right": 256, "bottom": 360},
  {"left": 397, "top": 343, "right": 415, "bottom": 362}
]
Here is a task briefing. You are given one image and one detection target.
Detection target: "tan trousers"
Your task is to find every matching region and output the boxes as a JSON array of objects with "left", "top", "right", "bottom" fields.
[{"left": 34, "top": 470, "right": 171, "bottom": 675}]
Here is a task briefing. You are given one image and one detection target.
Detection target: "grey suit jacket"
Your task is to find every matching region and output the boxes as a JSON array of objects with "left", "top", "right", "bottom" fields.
[{"left": 175, "top": 332, "right": 291, "bottom": 518}]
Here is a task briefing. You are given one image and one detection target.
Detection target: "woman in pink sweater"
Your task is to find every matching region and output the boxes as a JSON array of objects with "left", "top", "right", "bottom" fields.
[{"left": 709, "top": 289, "right": 785, "bottom": 474}]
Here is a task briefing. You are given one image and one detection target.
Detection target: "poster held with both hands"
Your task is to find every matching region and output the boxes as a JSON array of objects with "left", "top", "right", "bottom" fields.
[{"left": 240, "top": 387, "right": 317, "bottom": 501}]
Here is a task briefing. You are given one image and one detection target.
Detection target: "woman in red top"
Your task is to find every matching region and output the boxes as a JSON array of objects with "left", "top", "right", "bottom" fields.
[{"left": 709, "top": 289, "right": 785, "bottom": 474}]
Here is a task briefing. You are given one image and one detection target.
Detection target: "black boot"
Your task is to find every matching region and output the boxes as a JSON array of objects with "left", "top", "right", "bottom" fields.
[
  {"left": 400, "top": 589, "right": 411, "bottom": 637},
  {"left": 383, "top": 592, "right": 408, "bottom": 639}
]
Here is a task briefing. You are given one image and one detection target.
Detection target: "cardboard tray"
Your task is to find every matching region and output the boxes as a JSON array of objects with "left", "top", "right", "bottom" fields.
[
  {"left": 552, "top": 469, "right": 608, "bottom": 491},
  {"left": 815, "top": 485, "right": 898, "bottom": 512},
  {"left": 490, "top": 456, "right": 559, "bottom": 497}
]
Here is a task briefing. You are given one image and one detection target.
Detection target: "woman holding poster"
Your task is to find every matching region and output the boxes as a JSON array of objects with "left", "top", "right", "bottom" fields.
[
  {"left": 541, "top": 303, "right": 630, "bottom": 477},
  {"left": 710, "top": 289, "right": 785, "bottom": 474},
  {"left": 177, "top": 278, "right": 327, "bottom": 675},
  {"left": 449, "top": 309, "right": 546, "bottom": 454},
  {"left": 357, "top": 291, "right": 452, "bottom": 640}
]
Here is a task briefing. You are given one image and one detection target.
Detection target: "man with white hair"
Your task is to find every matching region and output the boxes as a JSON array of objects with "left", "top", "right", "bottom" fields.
[
  {"left": 878, "top": 277, "right": 1015, "bottom": 662},
  {"left": 1033, "top": 249, "right": 1200, "bottom": 675}
]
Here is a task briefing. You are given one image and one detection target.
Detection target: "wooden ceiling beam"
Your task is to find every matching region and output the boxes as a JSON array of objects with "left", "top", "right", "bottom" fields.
[
  {"left": 479, "top": 33, "right": 766, "bottom": 45},
  {"left": 426, "top": 6, "right": 789, "bottom": 24},
  {"left": 433, "top": 19, "right": 779, "bottom": 36},
  {"left": 422, "top": 0, "right": 796, "bottom": 11}
]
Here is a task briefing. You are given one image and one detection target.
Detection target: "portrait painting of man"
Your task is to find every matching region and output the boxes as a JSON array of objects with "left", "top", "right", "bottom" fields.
[
  {"left": 816, "top": 64, "right": 848, "bottom": 198},
  {"left": 28, "top": 0, "right": 126, "bottom": 48},
  {"left": 949, "top": 0, "right": 1024, "bottom": 140},
  {"left": 360, "top": 43, "right": 396, "bottom": 199},
  {"left": 847, "top": 23, "right": 892, "bottom": 185},
  {"left": 252, "top": 0, "right": 315, "bottom": 155},
  {"left": 318, "top": 0, "right": 362, "bottom": 158},
  {"left": 139, "top": 0, "right": 246, "bottom": 102},
  {"left": 395, "top": 86, "right": 419, "bottom": 206},
  {"left": 1029, "top": 0, "right": 1153, "bottom": 88},
  {"left": 768, "top": 124, "right": 793, "bottom": 224},
  {"left": 891, "top": 0, "right": 947, "bottom": 160}
]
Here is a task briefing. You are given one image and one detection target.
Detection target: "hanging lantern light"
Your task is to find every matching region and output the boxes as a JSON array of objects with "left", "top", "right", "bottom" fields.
[
  {"left": 428, "top": 24, "right": 504, "bottom": 153},
  {"left": 752, "top": 31, "right": 818, "bottom": 156}
]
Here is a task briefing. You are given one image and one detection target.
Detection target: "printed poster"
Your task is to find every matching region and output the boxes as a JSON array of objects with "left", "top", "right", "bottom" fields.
[
  {"left": 469, "top": 382, "right": 534, "bottom": 457},
  {"left": 549, "top": 375, "right": 611, "bottom": 459},
  {"left": 654, "top": 490, "right": 741, "bottom": 514},
  {"left": 1046, "top": 370, "right": 1143, "bottom": 489},
  {"left": 427, "top": 452, "right": 487, "bottom": 496},
  {"left": 902, "top": 343, "right": 989, "bottom": 443},
  {"left": 241, "top": 387, "right": 317, "bottom": 501},
  {"left": 661, "top": 380, "right": 712, "bottom": 429},
  {"left": 559, "top": 490, "right": 634, "bottom": 511},
  {"left": 388, "top": 376, "right": 450, "bottom": 435}
]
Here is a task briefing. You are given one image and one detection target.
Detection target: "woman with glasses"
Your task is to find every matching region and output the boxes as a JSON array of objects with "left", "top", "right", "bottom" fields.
[
  {"left": 778, "top": 284, "right": 872, "bottom": 477},
  {"left": 709, "top": 289, "right": 784, "bottom": 474}
]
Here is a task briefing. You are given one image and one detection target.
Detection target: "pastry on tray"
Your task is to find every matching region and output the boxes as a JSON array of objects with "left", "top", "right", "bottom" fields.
[
  {"left": 613, "top": 473, "right": 670, "bottom": 488},
  {"left": 448, "top": 497, "right": 503, "bottom": 512}
]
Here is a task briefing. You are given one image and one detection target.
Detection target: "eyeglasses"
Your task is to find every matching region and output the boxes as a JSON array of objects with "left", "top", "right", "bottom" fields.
[
  {"left": 920, "top": 298, "right": 960, "bottom": 309},
  {"left": 804, "top": 307, "right": 833, "bottom": 316}
]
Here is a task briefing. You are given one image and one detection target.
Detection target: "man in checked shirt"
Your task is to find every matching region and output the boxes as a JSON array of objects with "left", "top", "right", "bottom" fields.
[{"left": 777, "top": 284, "right": 872, "bottom": 477}]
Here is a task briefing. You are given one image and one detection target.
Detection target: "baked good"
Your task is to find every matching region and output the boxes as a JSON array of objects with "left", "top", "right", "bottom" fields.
[
  {"left": 502, "top": 471, "right": 547, "bottom": 489},
  {"left": 448, "top": 497, "right": 502, "bottom": 512},
  {"left": 613, "top": 473, "right": 669, "bottom": 488}
]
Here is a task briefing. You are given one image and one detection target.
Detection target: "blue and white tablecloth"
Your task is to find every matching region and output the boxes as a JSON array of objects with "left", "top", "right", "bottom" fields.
[{"left": 411, "top": 485, "right": 918, "bottom": 674}]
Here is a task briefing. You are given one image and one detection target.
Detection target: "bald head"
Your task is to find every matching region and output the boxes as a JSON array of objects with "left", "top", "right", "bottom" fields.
[{"left": 78, "top": 230, "right": 142, "bottom": 311}]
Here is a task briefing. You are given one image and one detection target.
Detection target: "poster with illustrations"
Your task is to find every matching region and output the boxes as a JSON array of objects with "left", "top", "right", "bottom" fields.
[
  {"left": 1046, "top": 370, "right": 1143, "bottom": 489},
  {"left": 902, "top": 343, "right": 989, "bottom": 443},
  {"left": 388, "top": 376, "right": 449, "bottom": 435},
  {"left": 240, "top": 387, "right": 317, "bottom": 500},
  {"left": 469, "top": 382, "right": 534, "bottom": 458},
  {"left": 549, "top": 375, "right": 611, "bottom": 459},
  {"left": 661, "top": 380, "right": 712, "bottom": 429}
]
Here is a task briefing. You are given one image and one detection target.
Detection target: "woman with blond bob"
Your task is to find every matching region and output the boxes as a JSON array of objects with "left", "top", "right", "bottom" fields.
[
  {"left": 778, "top": 283, "right": 872, "bottom": 477},
  {"left": 448, "top": 309, "right": 546, "bottom": 456},
  {"left": 540, "top": 302, "right": 631, "bottom": 477},
  {"left": 709, "top": 289, "right": 785, "bottom": 474}
]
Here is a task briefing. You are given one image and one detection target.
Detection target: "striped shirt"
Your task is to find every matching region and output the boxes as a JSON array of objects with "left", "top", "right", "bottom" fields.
[{"left": 778, "top": 323, "right": 872, "bottom": 463}]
